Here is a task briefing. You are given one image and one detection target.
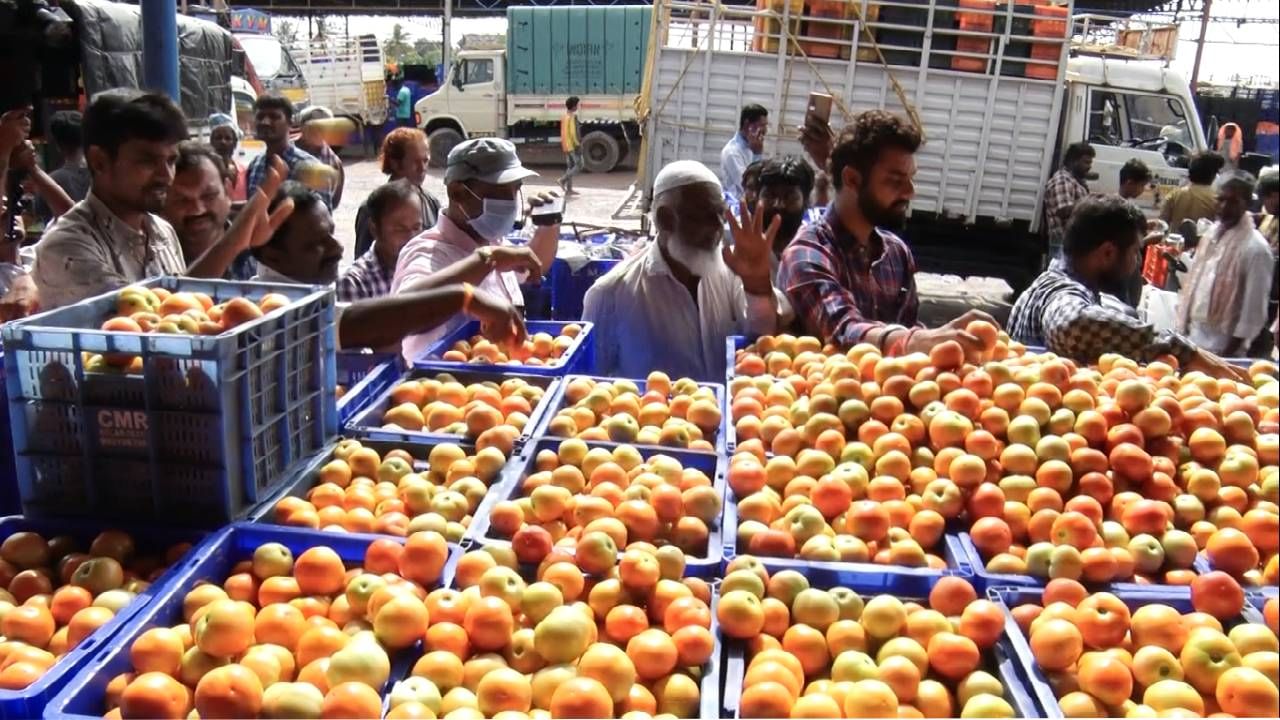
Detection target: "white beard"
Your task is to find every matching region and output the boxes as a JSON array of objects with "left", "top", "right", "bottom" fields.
[{"left": 666, "top": 237, "right": 723, "bottom": 277}]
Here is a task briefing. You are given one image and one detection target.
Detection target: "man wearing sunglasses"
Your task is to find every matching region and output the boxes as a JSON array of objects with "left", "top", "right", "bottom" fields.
[{"left": 391, "top": 137, "right": 560, "bottom": 362}]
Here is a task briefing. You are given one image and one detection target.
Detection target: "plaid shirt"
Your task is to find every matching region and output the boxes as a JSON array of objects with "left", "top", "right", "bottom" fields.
[
  {"left": 1043, "top": 168, "right": 1089, "bottom": 252},
  {"left": 336, "top": 247, "right": 394, "bottom": 301},
  {"left": 778, "top": 205, "right": 919, "bottom": 350},
  {"left": 1008, "top": 263, "right": 1195, "bottom": 365},
  {"left": 245, "top": 143, "right": 334, "bottom": 209}
]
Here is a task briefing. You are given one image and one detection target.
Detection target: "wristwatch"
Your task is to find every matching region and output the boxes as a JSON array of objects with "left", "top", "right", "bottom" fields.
[{"left": 476, "top": 246, "right": 497, "bottom": 268}]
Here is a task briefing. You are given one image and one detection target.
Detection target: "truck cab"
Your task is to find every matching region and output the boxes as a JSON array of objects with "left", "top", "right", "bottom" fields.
[
  {"left": 417, "top": 49, "right": 506, "bottom": 164},
  {"left": 236, "top": 33, "right": 311, "bottom": 115},
  {"left": 1061, "top": 56, "right": 1207, "bottom": 216},
  {"left": 1057, "top": 16, "right": 1208, "bottom": 217}
]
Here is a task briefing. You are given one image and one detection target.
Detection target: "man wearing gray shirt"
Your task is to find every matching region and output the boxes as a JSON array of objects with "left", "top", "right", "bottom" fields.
[{"left": 33, "top": 91, "right": 283, "bottom": 309}]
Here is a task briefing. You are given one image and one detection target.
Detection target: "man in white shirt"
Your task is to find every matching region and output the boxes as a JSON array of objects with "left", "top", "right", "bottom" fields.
[
  {"left": 720, "top": 104, "right": 768, "bottom": 199},
  {"left": 391, "top": 138, "right": 558, "bottom": 362},
  {"left": 583, "top": 160, "right": 787, "bottom": 381},
  {"left": 1178, "top": 171, "right": 1275, "bottom": 357}
]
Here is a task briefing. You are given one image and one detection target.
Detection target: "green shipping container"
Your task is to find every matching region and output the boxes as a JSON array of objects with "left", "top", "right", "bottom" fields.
[{"left": 506, "top": 5, "right": 652, "bottom": 97}]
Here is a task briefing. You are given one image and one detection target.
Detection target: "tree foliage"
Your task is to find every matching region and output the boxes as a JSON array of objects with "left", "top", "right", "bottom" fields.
[{"left": 383, "top": 23, "right": 442, "bottom": 67}]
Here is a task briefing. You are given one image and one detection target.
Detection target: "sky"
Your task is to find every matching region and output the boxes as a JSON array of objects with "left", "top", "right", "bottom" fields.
[
  {"left": 301, "top": 1, "right": 1278, "bottom": 87},
  {"left": 1147, "top": 0, "right": 1280, "bottom": 85}
]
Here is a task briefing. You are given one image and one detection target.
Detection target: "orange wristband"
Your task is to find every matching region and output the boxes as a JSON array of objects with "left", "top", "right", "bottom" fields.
[{"left": 460, "top": 283, "right": 476, "bottom": 316}]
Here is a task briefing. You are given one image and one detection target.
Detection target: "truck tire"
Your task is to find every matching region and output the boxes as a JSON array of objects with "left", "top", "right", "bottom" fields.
[
  {"left": 428, "top": 128, "right": 464, "bottom": 168},
  {"left": 581, "top": 130, "right": 621, "bottom": 173}
]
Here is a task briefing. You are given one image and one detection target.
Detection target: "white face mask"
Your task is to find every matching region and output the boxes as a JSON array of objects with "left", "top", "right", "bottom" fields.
[
  {"left": 665, "top": 236, "right": 723, "bottom": 277},
  {"left": 464, "top": 186, "right": 520, "bottom": 241}
]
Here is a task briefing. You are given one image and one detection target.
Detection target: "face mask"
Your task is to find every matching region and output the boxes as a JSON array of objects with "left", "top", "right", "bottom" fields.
[{"left": 465, "top": 186, "right": 520, "bottom": 241}]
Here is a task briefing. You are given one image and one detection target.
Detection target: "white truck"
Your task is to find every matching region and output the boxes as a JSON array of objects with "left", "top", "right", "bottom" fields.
[
  {"left": 637, "top": 0, "right": 1208, "bottom": 291},
  {"left": 291, "top": 34, "right": 388, "bottom": 131},
  {"left": 415, "top": 5, "right": 652, "bottom": 173}
]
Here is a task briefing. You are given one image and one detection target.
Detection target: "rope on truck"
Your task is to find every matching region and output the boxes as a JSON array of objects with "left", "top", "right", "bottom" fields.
[{"left": 644, "top": 0, "right": 925, "bottom": 140}]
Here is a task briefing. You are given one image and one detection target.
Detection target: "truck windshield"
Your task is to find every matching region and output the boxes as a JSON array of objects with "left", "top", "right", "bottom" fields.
[
  {"left": 1126, "top": 93, "right": 1191, "bottom": 146},
  {"left": 240, "top": 36, "right": 284, "bottom": 78},
  {"left": 1089, "top": 90, "right": 1195, "bottom": 149}
]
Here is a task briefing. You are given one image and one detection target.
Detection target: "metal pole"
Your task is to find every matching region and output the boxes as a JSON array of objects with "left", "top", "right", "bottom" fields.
[
  {"left": 1189, "top": 0, "right": 1212, "bottom": 88},
  {"left": 442, "top": 0, "right": 453, "bottom": 70},
  {"left": 141, "top": 0, "right": 180, "bottom": 101}
]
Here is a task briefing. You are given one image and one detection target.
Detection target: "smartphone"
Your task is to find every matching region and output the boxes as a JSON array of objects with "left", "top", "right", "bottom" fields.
[
  {"left": 530, "top": 196, "right": 565, "bottom": 227},
  {"left": 806, "top": 92, "right": 833, "bottom": 126}
]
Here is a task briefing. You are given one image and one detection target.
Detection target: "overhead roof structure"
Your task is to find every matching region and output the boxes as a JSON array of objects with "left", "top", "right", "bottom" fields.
[{"left": 197, "top": 0, "right": 1173, "bottom": 17}]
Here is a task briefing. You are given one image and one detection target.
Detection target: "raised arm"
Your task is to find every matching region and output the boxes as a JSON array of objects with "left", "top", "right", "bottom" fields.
[
  {"left": 187, "top": 156, "right": 294, "bottom": 279},
  {"left": 10, "top": 142, "right": 73, "bottom": 217}
]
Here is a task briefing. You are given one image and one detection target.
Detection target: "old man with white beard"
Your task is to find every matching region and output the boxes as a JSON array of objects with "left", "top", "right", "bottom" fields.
[{"left": 583, "top": 160, "right": 790, "bottom": 380}]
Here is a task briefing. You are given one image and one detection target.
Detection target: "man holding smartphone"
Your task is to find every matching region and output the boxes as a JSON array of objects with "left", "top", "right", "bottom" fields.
[{"left": 720, "top": 104, "right": 768, "bottom": 198}]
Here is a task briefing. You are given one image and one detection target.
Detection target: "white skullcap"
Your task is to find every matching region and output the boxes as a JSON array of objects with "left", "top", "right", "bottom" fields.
[{"left": 654, "top": 160, "right": 722, "bottom": 198}]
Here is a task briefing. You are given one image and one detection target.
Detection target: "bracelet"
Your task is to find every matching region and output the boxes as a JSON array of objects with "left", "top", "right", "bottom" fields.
[
  {"left": 460, "top": 282, "right": 476, "bottom": 316},
  {"left": 887, "top": 327, "right": 917, "bottom": 357}
]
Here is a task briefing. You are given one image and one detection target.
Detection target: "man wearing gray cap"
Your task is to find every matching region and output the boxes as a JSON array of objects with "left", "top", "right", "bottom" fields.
[{"left": 391, "top": 137, "right": 558, "bottom": 362}]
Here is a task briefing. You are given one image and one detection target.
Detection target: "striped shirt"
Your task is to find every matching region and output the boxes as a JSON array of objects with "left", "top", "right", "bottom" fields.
[
  {"left": 337, "top": 247, "right": 394, "bottom": 302},
  {"left": 778, "top": 205, "right": 919, "bottom": 350},
  {"left": 1008, "top": 262, "right": 1195, "bottom": 365},
  {"left": 245, "top": 143, "right": 333, "bottom": 209},
  {"left": 1043, "top": 168, "right": 1089, "bottom": 253}
]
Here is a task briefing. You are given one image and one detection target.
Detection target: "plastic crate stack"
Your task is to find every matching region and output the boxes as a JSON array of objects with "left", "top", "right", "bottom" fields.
[
  {"left": 0, "top": 517, "right": 208, "bottom": 719},
  {"left": 1, "top": 277, "right": 337, "bottom": 525}
]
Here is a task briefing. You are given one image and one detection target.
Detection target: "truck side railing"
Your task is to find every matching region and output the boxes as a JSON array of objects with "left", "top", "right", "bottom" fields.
[
  {"left": 1070, "top": 12, "right": 1178, "bottom": 63},
  {"left": 634, "top": 0, "right": 1073, "bottom": 229},
  {"left": 290, "top": 35, "right": 387, "bottom": 125}
]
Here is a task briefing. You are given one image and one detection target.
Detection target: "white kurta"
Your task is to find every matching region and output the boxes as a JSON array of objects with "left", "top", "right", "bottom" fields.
[
  {"left": 1182, "top": 219, "right": 1274, "bottom": 354},
  {"left": 582, "top": 241, "right": 783, "bottom": 382}
]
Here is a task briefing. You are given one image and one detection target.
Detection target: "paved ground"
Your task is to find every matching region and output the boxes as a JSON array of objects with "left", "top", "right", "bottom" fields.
[{"left": 334, "top": 155, "right": 1014, "bottom": 327}]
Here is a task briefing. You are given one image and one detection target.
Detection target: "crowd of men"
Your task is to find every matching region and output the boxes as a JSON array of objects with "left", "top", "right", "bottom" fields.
[
  {"left": 0, "top": 89, "right": 1275, "bottom": 384},
  {"left": 0, "top": 90, "right": 530, "bottom": 349}
]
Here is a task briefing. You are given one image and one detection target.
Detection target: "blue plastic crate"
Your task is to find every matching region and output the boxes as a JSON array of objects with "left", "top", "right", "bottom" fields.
[
  {"left": 992, "top": 584, "right": 1268, "bottom": 719},
  {"left": 345, "top": 367, "right": 561, "bottom": 451},
  {"left": 0, "top": 351, "right": 15, "bottom": 516},
  {"left": 0, "top": 515, "right": 205, "bottom": 720},
  {"left": 1247, "top": 590, "right": 1275, "bottom": 615},
  {"left": 415, "top": 320, "right": 596, "bottom": 377},
  {"left": 1, "top": 277, "right": 337, "bottom": 525},
  {"left": 520, "top": 282, "right": 554, "bottom": 321},
  {"left": 451, "top": 531, "right": 719, "bottom": 718},
  {"left": 723, "top": 490, "right": 973, "bottom": 579},
  {"left": 721, "top": 569, "right": 1037, "bottom": 719},
  {"left": 533, "top": 374, "right": 727, "bottom": 456},
  {"left": 249, "top": 436, "right": 525, "bottom": 546},
  {"left": 1194, "top": 553, "right": 1279, "bottom": 598},
  {"left": 724, "top": 335, "right": 754, "bottom": 453},
  {"left": 43, "top": 523, "right": 460, "bottom": 720},
  {"left": 336, "top": 350, "right": 402, "bottom": 426},
  {"left": 957, "top": 532, "right": 1207, "bottom": 595},
  {"left": 467, "top": 437, "right": 728, "bottom": 577},
  {"left": 549, "top": 257, "right": 620, "bottom": 321}
]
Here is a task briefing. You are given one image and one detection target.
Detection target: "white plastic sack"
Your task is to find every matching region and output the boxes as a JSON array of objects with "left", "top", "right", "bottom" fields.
[{"left": 1139, "top": 284, "right": 1181, "bottom": 332}]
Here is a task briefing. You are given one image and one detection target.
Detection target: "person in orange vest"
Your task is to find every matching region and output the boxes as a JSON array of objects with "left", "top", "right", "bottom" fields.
[
  {"left": 558, "top": 96, "right": 582, "bottom": 196},
  {"left": 1217, "top": 122, "right": 1243, "bottom": 168}
]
